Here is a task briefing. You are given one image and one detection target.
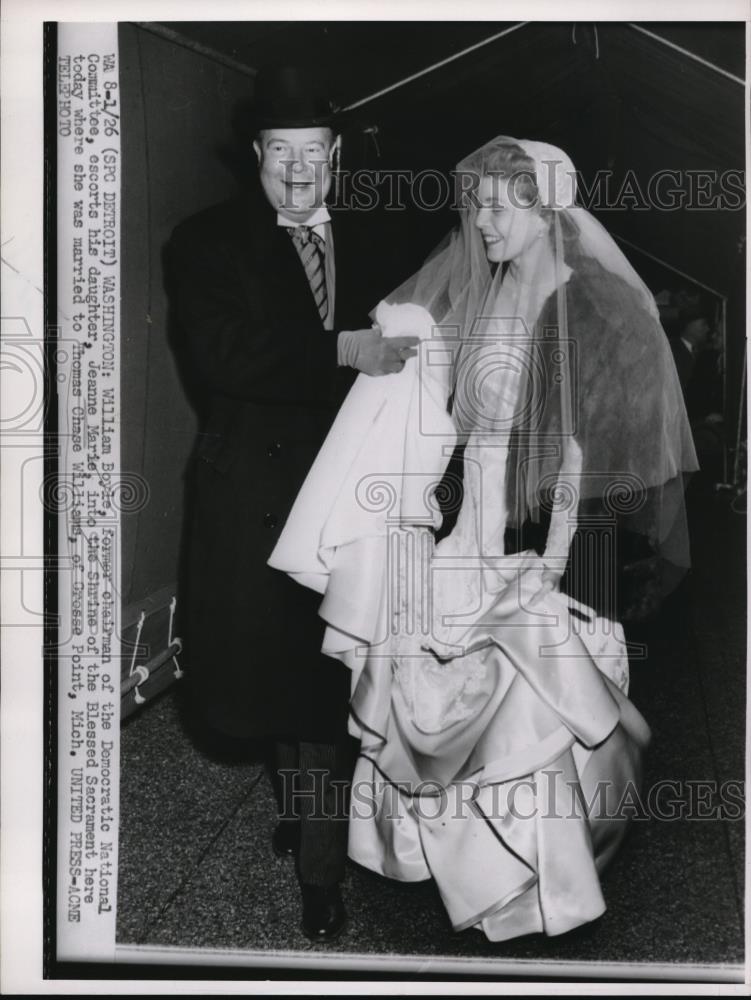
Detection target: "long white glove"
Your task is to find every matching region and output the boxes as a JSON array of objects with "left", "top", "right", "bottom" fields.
[{"left": 337, "top": 326, "right": 418, "bottom": 375}]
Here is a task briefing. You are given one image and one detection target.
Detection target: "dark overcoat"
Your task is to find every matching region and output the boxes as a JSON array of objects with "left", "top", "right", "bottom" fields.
[{"left": 166, "top": 186, "right": 389, "bottom": 741}]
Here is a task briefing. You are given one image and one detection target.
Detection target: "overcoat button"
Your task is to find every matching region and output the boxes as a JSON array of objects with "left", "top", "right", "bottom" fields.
[
  {"left": 267, "top": 442, "right": 281, "bottom": 459},
  {"left": 264, "top": 512, "right": 278, "bottom": 529}
]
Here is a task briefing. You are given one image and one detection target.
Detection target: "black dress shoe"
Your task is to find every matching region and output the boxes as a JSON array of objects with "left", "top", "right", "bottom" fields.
[
  {"left": 271, "top": 821, "right": 300, "bottom": 859},
  {"left": 300, "top": 883, "right": 346, "bottom": 942}
]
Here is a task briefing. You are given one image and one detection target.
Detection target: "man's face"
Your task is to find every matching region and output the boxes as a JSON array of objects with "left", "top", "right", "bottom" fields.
[
  {"left": 253, "top": 127, "right": 338, "bottom": 221},
  {"left": 684, "top": 316, "right": 711, "bottom": 348}
]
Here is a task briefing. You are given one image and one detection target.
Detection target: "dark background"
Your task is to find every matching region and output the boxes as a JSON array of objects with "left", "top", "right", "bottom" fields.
[{"left": 117, "top": 20, "right": 746, "bottom": 697}]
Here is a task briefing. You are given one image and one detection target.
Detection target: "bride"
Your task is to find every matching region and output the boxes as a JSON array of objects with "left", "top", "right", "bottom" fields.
[{"left": 269, "top": 136, "right": 698, "bottom": 941}]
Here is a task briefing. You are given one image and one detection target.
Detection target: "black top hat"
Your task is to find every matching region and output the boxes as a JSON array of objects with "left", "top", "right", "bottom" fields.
[{"left": 252, "top": 64, "right": 340, "bottom": 129}]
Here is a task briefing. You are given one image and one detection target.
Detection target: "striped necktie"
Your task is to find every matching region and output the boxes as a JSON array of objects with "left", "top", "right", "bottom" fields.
[{"left": 288, "top": 225, "right": 329, "bottom": 324}]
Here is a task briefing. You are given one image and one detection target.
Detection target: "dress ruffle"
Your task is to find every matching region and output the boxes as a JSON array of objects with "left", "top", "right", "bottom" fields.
[{"left": 347, "top": 546, "right": 650, "bottom": 940}]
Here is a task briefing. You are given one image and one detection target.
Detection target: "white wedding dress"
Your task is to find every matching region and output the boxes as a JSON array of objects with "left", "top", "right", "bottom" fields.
[{"left": 269, "top": 298, "right": 651, "bottom": 941}]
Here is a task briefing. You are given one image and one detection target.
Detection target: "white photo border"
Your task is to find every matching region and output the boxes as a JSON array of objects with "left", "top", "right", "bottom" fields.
[{"left": 1, "top": 0, "right": 749, "bottom": 994}]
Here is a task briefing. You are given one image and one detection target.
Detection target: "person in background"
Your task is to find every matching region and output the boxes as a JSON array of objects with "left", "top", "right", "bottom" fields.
[{"left": 669, "top": 294, "right": 724, "bottom": 481}]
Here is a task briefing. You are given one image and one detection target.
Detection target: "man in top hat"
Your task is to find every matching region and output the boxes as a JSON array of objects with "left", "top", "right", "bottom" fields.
[{"left": 166, "top": 65, "right": 417, "bottom": 941}]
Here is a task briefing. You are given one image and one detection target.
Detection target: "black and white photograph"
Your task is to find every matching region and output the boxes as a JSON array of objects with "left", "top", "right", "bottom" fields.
[{"left": 0, "top": 1, "right": 748, "bottom": 992}]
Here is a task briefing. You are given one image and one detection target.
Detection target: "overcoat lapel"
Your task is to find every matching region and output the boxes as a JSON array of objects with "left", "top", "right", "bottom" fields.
[
  {"left": 329, "top": 206, "right": 365, "bottom": 330},
  {"left": 234, "top": 187, "right": 324, "bottom": 327}
]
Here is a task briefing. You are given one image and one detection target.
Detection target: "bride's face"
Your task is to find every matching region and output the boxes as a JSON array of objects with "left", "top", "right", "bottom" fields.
[{"left": 475, "top": 175, "right": 545, "bottom": 263}]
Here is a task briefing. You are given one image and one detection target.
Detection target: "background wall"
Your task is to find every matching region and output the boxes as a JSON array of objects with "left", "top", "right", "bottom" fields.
[
  {"left": 119, "top": 23, "right": 250, "bottom": 617},
  {"left": 118, "top": 24, "right": 254, "bottom": 708}
]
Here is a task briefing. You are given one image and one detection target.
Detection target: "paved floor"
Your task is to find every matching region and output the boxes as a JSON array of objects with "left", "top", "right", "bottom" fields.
[{"left": 116, "top": 486, "right": 745, "bottom": 977}]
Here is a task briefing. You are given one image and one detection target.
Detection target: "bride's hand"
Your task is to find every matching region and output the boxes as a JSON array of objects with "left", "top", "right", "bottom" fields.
[{"left": 528, "top": 567, "right": 562, "bottom": 606}]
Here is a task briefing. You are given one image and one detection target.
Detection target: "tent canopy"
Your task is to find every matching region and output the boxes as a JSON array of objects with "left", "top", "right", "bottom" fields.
[{"left": 153, "top": 20, "right": 746, "bottom": 297}]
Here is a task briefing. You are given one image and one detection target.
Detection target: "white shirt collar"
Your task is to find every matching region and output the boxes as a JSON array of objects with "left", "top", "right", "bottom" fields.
[{"left": 277, "top": 204, "right": 331, "bottom": 237}]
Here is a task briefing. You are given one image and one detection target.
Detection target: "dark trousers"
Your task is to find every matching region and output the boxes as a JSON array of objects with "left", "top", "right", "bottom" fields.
[{"left": 272, "top": 738, "right": 355, "bottom": 887}]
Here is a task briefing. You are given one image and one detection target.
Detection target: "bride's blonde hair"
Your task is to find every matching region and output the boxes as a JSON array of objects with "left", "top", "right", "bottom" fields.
[{"left": 461, "top": 136, "right": 540, "bottom": 208}]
